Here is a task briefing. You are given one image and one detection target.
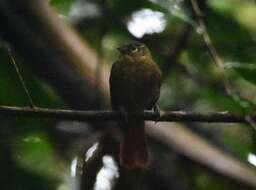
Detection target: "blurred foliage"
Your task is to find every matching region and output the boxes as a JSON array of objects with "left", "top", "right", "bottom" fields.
[
  {"left": 51, "top": 0, "right": 75, "bottom": 15},
  {"left": 1, "top": 0, "right": 256, "bottom": 190}
]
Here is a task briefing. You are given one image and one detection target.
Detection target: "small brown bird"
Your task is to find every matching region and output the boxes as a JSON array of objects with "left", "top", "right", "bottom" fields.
[{"left": 109, "top": 41, "right": 162, "bottom": 169}]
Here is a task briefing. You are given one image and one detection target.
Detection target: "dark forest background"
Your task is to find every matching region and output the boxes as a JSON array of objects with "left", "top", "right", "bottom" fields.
[{"left": 0, "top": 0, "right": 256, "bottom": 190}]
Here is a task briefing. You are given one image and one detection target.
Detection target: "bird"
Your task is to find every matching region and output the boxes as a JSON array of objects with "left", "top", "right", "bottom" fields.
[{"left": 109, "top": 41, "right": 162, "bottom": 169}]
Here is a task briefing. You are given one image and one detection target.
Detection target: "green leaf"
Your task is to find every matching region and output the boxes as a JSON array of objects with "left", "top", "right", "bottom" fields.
[{"left": 13, "top": 133, "right": 64, "bottom": 178}]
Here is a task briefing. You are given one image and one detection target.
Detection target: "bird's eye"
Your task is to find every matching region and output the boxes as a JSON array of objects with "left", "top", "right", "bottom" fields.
[{"left": 130, "top": 46, "right": 138, "bottom": 52}]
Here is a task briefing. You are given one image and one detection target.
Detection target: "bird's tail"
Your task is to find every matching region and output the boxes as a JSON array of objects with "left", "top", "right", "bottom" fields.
[{"left": 119, "top": 119, "right": 149, "bottom": 169}]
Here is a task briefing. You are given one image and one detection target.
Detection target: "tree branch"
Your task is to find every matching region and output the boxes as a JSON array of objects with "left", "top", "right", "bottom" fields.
[
  {"left": 0, "top": 105, "right": 253, "bottom": 123},
  {"left": 148, "top": 123, "right": 256, "bottom": 188},
  {"left": 1, "top": 1, "right": 256, "bottom": 189}
]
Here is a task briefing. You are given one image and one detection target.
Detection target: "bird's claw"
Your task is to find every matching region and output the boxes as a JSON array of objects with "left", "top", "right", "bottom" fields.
[
  {"left": 120, "top": 107, "right": 129, "bottom": 123},
  {"left": 153, "top": 105, "right": 162, "bottom": 124}
]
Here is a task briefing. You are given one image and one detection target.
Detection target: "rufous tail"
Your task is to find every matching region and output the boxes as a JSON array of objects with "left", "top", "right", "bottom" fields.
[{"left": 119, "top": 119, "right": 149, "bottom": 169}]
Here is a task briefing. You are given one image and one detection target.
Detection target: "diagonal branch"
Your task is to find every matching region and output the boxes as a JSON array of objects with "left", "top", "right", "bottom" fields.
[
  {"left": 7, "top": 47, "right": 35, "bottom": 108},
  {"left": 1, "top": 0, "right": 256, "bottom": 189},
  {"left": 190, "top": 0, "right": 232, "bottom": 94},
  {"left": 148, "top": 123, "right": 256, "bottom": 188},
  {"left": 190, "top": 0, "right": 256, "bottom": 130}
]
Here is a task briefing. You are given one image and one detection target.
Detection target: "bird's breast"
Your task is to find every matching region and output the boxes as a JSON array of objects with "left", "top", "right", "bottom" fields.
[{"left": 110, "top": 60, "right": 161, "bottom": 111}]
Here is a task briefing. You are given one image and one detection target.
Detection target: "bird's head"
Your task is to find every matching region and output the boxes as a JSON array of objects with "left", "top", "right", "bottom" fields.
[{"left": 117, "top": 41, "right": 151, "bottom": 62}]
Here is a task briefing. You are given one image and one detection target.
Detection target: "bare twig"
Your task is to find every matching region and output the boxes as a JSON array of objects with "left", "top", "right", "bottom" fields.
[
  {"left": 7, "top": 47, "right": 35, "bottom": 108},
  {"left": 190, "top": 0, "right": 233, "bottom": 94},
  {"left": 190, "top": 0, "right": 256, "bottom": 133},
  {"left": 0, "top": 105, "right": 254, "bottom": 123},
  {"left": 1, "top": 1, "right": 256, "bottom": 189}
]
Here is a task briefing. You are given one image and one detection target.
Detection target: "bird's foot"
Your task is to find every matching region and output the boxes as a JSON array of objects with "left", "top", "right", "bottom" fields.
[
  {"left": 119, "top": 107, "right": 129, "bottom": 123},
  {"left": 153, "top": 105, "right": 162, "bottom": 124}
]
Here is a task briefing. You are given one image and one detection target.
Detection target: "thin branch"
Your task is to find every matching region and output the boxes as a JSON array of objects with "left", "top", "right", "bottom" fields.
[
  {"left": 190, "top": 0, "right": 233, "bottom": 94},
  {"left": 7, "top": 47, "right": 35, "bottom": 108},
  {"left": 190, "top": 0, "right": 256, "bottom": 130},
  {"left": 0, "top": 105, "right": 253, "bottom": 123},
  {"left": 190, "top": 0, "right": 256, "bottom": 108},
  {"left": 162, "top": 0, "right": 207, "bottom": 79},
  {"left": 1, "top": 1, "right": 256, "bottom": 188}
]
